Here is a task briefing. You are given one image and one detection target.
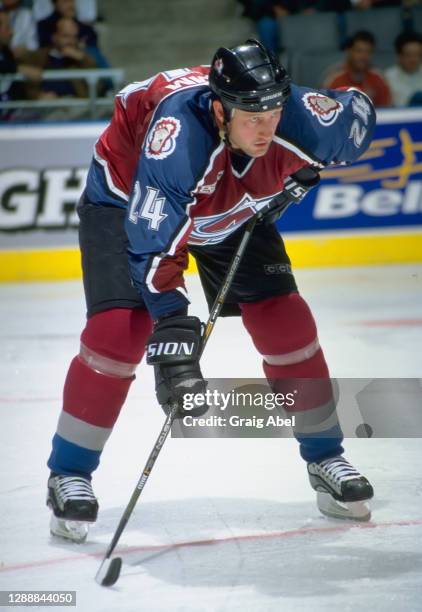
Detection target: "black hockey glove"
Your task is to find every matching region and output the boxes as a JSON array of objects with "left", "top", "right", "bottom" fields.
[
  {"left": 146, "top": 315, "right": 208, "bottom": 417},
  {"left": 262, "top": 166, "right": 321, "bottom": 225}
]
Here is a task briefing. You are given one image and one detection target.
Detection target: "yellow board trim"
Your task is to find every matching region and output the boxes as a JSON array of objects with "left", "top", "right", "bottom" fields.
[
  {"left": 1, "top": 232, "right": 421, "bottom": 282},
  {"left": 284, "top": 232, "right": 422, "bottom": 267}
]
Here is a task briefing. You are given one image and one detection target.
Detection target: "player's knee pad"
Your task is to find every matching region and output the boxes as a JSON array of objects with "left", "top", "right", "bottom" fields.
[
  {"left": 241, "top": 293, "right": 318, "bottom": 360},
  {"left": 80, "top": 307, "right": 153, "bottom": 378},
  {"left": 240, "top": 293, "right": 329, "bottom": 378},
  {"left": 241, "top": 294, "right": 333, "bottom": 417},
  {"left": 62, "top": 308, "right": 153, "bottom": 430}
]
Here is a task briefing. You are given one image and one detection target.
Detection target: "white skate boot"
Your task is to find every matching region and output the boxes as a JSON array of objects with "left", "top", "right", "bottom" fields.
[
  {"left": 47, "top": 474, "right": 99, "bottom": 542},
  {"left": 307, "top": 456, "right": 374, "bottom": 521}
]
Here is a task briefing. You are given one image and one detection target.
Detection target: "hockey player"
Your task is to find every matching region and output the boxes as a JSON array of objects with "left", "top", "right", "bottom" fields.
[{"left": 46, "top": 39, "right": 376, "bottom": 542}]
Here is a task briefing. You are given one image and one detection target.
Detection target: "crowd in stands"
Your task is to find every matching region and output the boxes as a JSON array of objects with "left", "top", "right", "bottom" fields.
[
  {"left": 237, "top": 0, "right": 403, "bottom": 57},
  {"left": 237, "top": 0, "right": 422, "bottom": 107},
  {"left": 2, "top": 0, "right": 422, "bottom": 120},
  {"left": 385, "top": 30, "right": 422, "bottom": 105},
  {"left": 322, "top": 29, "right": 422, "bottom": 107},
  {"left": 0, "top": 0, "right": 110, "bottom": 118},
  {"left": 322, "top": 30, "right": 392, "bottom": 106}
]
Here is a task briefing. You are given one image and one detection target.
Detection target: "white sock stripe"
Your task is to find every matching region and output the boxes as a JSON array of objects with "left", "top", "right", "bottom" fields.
[
  {"left": 79, "top": 342, "right": 138, "bottom": 378},
  {"left": 289, "top": 399, "right": 339, "bottom": 435},
  {"left": 262, "top": 338, "right": 320, "bottom": 366},
  {"left": 57, "top": 411, "right": 113, "bottom": 452}
]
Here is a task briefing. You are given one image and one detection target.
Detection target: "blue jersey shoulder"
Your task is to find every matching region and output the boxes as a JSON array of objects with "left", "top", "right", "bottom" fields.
[{"left": 280, "top": 84, "right": 376, "bottom": 166}]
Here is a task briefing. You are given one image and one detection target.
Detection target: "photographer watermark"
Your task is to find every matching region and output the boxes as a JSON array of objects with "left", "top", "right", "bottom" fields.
[
  {"left": 170, "top": 378, "right": 422, "bottom": 438},
  {"left": 183, "top": 413, "right": 296, "bottom": 428}
]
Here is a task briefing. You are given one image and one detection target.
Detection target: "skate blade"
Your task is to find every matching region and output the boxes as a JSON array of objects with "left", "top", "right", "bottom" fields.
[
  {"left": 317, "top": 491, "right": 371, "bottom": 522},
  {"left": 50, "top": 515, "right": 90, "bottom": 543}
]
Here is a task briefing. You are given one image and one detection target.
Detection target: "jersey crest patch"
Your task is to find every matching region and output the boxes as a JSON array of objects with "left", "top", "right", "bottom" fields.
[
  {"left": 145, "top": 116, "right": 181, "bottom": 160},
  {"left": 302, "top": 92, "right": 344, "bottom": 126},
  {"left": 188, "top": 192, "right": 279, "bottom": 246}
]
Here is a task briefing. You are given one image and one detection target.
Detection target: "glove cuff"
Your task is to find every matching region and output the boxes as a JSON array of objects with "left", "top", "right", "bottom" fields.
[{"left": 146, "top": 315, "right": 202, "bottom": 366}]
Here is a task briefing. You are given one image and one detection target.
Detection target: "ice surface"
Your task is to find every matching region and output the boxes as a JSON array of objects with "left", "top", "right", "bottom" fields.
[{"left": 1, "top": 264, "right": 421, "bottom": 611}]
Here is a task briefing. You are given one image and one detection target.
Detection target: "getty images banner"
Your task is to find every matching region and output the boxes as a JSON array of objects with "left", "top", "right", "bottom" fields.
[
  {"left": 1, "top": 108, "right": 422, "bottom": 248},
  {"left": 169, "top": 378, "right": 422, "bottom": 438}
]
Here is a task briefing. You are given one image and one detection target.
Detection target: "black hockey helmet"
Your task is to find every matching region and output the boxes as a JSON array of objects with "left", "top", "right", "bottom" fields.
[{"left": 209, "top": 39, "right": 291, "bottom": 115}]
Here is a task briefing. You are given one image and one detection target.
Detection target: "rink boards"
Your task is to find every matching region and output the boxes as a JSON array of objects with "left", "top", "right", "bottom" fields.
[{"left": 1, "top": 109, "right": 422, "bottom": 281}]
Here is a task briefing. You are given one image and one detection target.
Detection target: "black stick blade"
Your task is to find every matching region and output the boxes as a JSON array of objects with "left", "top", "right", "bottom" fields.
[{"left": 95, "top": 557, "right": 122, "bottom": 587}]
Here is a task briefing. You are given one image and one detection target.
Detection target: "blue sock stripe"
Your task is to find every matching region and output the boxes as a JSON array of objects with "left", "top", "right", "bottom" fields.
[
  {"left": 295, "top": 424, "right": 344, "bottom": 463},
  {"left": 47, "top": 434, "right": 101, "bottom": 478}
]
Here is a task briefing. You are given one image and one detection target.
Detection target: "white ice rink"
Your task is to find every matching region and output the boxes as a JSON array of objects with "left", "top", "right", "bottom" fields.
[{"left": 1, "top": 264, "right": 422, "bottom": 611}]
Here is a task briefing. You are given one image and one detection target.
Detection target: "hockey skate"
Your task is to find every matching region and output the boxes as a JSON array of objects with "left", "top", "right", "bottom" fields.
[
  {"left": 307, "top": 456, "right": 374, "bottom": 522},
  {"left": 47, "top": 474, "right": 99, "bottom": 543}
]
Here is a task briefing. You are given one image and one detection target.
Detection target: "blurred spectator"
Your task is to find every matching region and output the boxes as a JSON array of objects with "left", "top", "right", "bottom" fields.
[
  {"left": 236, "top": 1, "right": 293, "bottom": 53},
  {"left": 323, "top": 30, "right": 392, "bottom": 106},
  {"left": 37, "top": 0, "right": 96, "bottom": 48},
  {"left": 237, "top": 0, "right": 400, "bottom": 22},
  {"left": 33, "top": 0, "right": 97, "bottom": 24},
  {"left": 1, "top": 7, "right": 23, "bottom": 105},
  {"left": 349, "top": 1, "right": 401, "bottom": 7},
  {"left": 0, "top": 0, "right": 38, "bottom": 56},
  {"left": 321, "top": 0, "right": 401, "bottom": 7},
  {"left": 36, "top": 0, "right": 109, "bottom": 68},
  {"left": 236, "top": 1, "right": 352, "bottom": 53},
  {"left": 298, "top": 1, "right": 358, "bottom": 10},
  {"left": 385, "top": 31, "right": 422, "bottom": 106},
  {"left": 21, "top": 17, "right": 96, "bottom": 98},
  {"left": 0, "top": 8, "right": 42, "bottom": 119}
]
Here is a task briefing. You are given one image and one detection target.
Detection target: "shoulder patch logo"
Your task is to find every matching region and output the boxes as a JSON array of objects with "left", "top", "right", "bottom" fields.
[
  {"left": 302, "top": 92, "right": 344, "bottom": 126},
  {"left": 145, "top": 116, "right": 181, "bottom": 160}
]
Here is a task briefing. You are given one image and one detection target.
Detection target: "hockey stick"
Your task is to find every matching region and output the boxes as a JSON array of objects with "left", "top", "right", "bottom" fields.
[{"left": 95, "top": 194, "right": 298, "bottom": 587}]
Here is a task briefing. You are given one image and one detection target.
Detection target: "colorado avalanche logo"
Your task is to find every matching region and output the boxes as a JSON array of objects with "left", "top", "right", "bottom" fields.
[
  {"left": 188, "top": 193, "right": 278, "bottom": 246},
  {"left": 302, "top": 93, "right": 344, "bottom": 126},
  {"left": 145, "top": 116, "right": 181, "bottom": 160}
]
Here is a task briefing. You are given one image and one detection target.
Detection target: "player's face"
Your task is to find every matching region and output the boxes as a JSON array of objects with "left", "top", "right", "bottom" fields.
[{"left": 228, "top": 108, "right": 282, "bottom": 157}]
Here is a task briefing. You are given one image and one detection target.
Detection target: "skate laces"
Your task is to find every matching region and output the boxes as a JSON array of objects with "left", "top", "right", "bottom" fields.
[
  {"left": 53, "top": 476, "right": 96, "bottom": 503},
  {"left": 318, "top": 457, "right": 361, "bottom": 485}
]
